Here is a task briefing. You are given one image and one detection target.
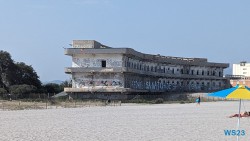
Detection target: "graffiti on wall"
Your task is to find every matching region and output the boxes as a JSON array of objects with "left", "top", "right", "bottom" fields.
[
  {"left": 130, "top": 79, "right": 222, "bottom": 91},
  {"left": 73, "top": 79, "right": 123, "bottom": 88},
  {"left": 72, "top": 73, "right": 123, "bottom": 88},
  {"left": 131, "top": 81, "right": 180, "bottom": 91}
]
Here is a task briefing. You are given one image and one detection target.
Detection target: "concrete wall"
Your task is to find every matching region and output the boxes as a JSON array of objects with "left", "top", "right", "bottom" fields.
[
  {"left": 124, "top": 74, "right": 226, "bottom": 92},
  {"left": 72, "top": 54, "right": 123, "bottom": 68},
  {"left": 69, "top": 92, "right": 128, "bottom": 100},
  {"left": 72, "top": 72, "right": 124, "bottom": 88},
  {"left": 72, "top": 54, "right": 122, "bottom": 67}
]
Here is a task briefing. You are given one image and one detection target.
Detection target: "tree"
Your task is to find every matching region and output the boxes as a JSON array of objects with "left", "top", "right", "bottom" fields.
[
  {"left": 0, "top": 50, "right": 42, "bottom": 93},
  {"left": 0, "top": 88, "right": 7, "bottom": 98},
  {"left": 9, "top": 84, "right": 37, "bottom": 98},
  {"left": 0, "top": 88, "right": 7, "bottom": 94},
  {"left": 43, "top": 83, "right": 63, "bottom": 94},
  {"left": 15, "top": 62, "right": 41, "bottom": 88},
  {"left": 0, "top": 51, "right": 15, "bottom": 88}
]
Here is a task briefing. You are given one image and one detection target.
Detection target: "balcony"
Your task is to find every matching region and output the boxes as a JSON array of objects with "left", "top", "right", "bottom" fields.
[
  {"left": 65, "top": 67, "right": 226, "bottom": 80},
  {"left": 65, "top": 67, "right": 126, "bottom": 73}
]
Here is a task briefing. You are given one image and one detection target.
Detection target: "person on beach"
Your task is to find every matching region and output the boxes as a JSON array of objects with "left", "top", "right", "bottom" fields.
[
  {"left": 196, "top": 96, "right": 201, "bottom": 105},
  {"left": 229, "top": 111, "right": 250, "bottom": 118}
]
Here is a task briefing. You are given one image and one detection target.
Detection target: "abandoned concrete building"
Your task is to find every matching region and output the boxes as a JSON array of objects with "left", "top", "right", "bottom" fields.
[{"left": 64, "top": 40, "right": 229, "bottom": 99}]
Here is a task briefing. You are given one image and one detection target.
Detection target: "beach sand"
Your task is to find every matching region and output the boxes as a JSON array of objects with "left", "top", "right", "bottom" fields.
[{"left": 1, "top": 101, "right": 250, "bottom": 141}]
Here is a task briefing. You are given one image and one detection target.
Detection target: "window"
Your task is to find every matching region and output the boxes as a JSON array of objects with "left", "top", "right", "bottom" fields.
[
  {"left": 240, "top": 62, "right": 246, "bottom": 66},
  {"left": 213, "top": 71, "right": 215, "bottom": 76},
  {"left": 181, "top": 69, "right": 183, "bottom": 74},
  {"left": 101, "top": 60, "right": 106, "bottom": 67}
]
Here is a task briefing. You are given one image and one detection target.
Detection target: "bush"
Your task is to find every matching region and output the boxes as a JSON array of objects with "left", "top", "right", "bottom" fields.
[
  {"left": 154, "top": 98, "right": 164, "bottom": 104},
  {"left": 0, "top": 88, "right": 7, "bottom": 95},
  {"left": 180, "top": 101, "right": 185, "bottom": 104},
  {"left": 9, "top": 84, "right": 37, "bottom": 98}
]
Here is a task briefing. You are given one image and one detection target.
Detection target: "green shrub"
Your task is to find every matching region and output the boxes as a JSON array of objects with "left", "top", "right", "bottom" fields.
[
  {"left": 154, "top": 98, "right": 164, "bottom": 104},
  {"left": 0, "top": 88, "right": 7, "bottom": 95},
  {"left": 180, "top": 101, "right": 185, "bottom": 104}
]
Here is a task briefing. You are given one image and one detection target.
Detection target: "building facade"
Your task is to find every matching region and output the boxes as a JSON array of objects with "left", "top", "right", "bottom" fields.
[
  {"left": 64, "top": 40, "right": 229, "bottom": 99},
  {"left": 228, "top": 62, "right": 250, "bottom": 87},
  {"left": 233, "top": 61, "right": 250, "bottom": 77}
]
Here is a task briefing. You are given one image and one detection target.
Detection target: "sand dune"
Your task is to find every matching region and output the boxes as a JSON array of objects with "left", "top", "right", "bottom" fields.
[{"left": 1, "top": 101, "right": 250, "bottom": 141}]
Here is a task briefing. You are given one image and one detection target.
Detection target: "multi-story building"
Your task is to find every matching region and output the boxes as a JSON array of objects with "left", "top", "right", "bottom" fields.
[
  {"left": 64, "top": 40, "right": 229, "bottom": 99},
  {"left": 228, "top": 61, "right": 250, "bottom": 87},
  {"left": 233, "top": 61, "right": 250, "bottom": 77}
]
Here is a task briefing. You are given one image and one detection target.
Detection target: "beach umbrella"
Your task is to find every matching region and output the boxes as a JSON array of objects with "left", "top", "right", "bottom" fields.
[{"left": 208, "top": 84, "right": 250, "bottom": 141}]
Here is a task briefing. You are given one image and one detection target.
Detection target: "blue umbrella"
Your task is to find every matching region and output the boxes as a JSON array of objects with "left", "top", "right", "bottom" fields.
[{"left": 208, "top": 85, "right": 250, "bottom": 141}]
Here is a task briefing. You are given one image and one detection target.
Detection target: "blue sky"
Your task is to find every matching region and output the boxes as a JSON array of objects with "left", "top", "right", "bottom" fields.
[{"left": 1, "top": 0, "right": 250, "bottom": 82}]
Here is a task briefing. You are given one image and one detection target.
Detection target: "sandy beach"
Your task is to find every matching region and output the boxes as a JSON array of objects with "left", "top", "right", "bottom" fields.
[{"left": 1, "top": 101, "right": 250, "bottom": 141}]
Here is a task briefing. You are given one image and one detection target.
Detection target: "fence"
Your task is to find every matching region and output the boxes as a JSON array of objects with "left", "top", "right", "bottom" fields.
[{"left": 0, "top": 99, "right": 122, "bottom": 111}]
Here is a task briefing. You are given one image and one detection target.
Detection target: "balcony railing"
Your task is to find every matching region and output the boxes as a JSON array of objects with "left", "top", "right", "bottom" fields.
[{"left": 65, "top": 67, "right": 226, "bottom": 80}]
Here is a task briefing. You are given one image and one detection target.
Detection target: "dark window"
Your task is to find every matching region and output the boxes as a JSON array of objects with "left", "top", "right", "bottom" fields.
[
  {"left": 101, "top": 60, "right": 106, "bottom": 67},
  {"left": 181, "top": 69, "right": 183, "bottom": 74}
]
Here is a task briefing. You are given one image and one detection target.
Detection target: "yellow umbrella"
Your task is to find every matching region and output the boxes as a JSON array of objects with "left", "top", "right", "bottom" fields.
[{"left": 208, "top": 85, "right": 250, "bottom": 141}]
